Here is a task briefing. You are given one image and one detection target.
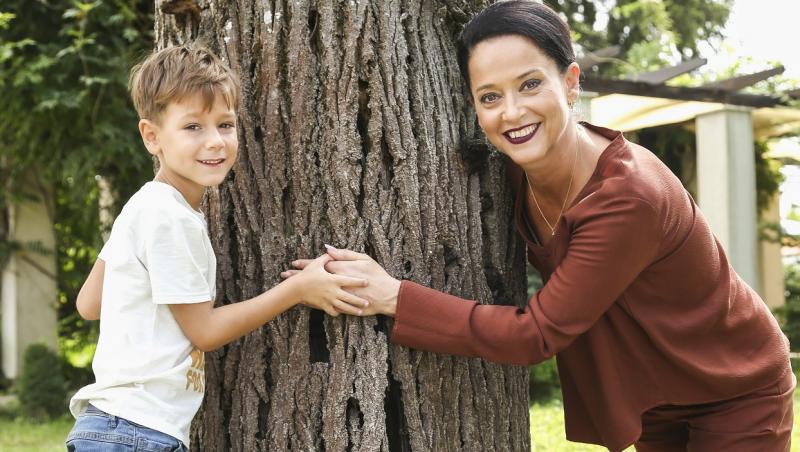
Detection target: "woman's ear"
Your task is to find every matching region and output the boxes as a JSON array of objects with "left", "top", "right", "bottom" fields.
[
  {"left": 564, "top": 62, "right": 581, "bottom": 105},
  {"left": 139, "top": 119, "right": 160, "bottom": 157}
]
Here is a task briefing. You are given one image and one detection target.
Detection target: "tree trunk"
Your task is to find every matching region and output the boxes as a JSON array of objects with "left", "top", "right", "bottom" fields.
[{"left": 156, "top": 0, "right": 529, "bottom": 450}]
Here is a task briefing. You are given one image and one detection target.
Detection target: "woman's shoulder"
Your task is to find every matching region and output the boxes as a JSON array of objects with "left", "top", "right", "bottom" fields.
[{"left": 581, "top": 125, "right": 687, "bottom": 210}]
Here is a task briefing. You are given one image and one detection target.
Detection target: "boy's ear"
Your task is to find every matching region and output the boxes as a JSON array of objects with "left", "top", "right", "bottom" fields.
[{"left": 139, "top": 119, "right": 160, "bottom": 157}]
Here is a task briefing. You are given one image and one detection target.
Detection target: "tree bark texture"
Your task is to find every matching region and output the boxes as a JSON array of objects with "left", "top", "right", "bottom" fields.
[{"left": 156, "top": 0, "right": 530, "bottom": 450}]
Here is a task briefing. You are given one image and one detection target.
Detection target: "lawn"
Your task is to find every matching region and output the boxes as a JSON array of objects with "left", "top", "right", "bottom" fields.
[
  {"left": 0, "top": 397, "right": 798, "bottom": 451},
  {"left": 531, "top": 399, "right": 632, "bottom": 451},
  {"left": 530, "top": 394, "right": 800, "bottom": 451},
  {"left": 0, "top": 415, "right": 73, "bottom": 451}
]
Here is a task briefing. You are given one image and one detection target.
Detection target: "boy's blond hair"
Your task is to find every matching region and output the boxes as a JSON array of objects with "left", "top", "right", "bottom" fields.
[{"left": 129, "top": 45, "right": 240, "bottom": 122}]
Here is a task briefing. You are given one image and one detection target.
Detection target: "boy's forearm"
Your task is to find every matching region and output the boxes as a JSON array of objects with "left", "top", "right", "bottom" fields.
[{"left": 172, "top": 277, "right": 304, "bottom": 351}]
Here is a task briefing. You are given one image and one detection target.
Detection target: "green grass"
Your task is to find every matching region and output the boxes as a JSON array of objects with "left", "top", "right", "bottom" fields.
[
  {"left": 530, "top": 399, "right": 627, "bottom": 451},
  {"left": 530, "top": 392, "right": 800, "bottom": 451},
  {"left": 0, "top": 395, "right": 798, "bottom": 451},
  {"left": 0, "top": 415, "right": 73, "bottom": 452}
]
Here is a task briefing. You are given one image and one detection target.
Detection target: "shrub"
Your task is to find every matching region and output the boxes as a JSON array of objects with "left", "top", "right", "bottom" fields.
[
  {"left": 0, "top": 366, "right": 11, "bottom": 393},
  {"left": 777, "top": 263, "right": 800, "bottom": 352},
  {"left": 530, "top": 358, "right": 562, "bottom": 403},
  {"left": 17, "top": 343, "right": 67, "bottom": 419}
]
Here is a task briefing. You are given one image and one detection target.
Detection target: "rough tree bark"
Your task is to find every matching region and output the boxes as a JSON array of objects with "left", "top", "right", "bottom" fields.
[{"left": 156, "top": 0, "right": 530, "bottom": 450}]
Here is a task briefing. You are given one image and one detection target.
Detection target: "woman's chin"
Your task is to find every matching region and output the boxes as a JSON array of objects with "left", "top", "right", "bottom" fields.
[{"left": 504, "top": 147, "right": 547, "bottom": 168}]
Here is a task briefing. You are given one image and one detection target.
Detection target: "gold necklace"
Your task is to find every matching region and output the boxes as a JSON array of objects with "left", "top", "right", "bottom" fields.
[{"left": 524, "top": 126, "right": 581, "bottom": 237}]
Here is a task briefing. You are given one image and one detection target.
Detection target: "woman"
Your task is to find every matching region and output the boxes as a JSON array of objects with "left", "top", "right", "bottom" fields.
[{"left": 285, "top": 1, "right": 793, "bottom": 450}]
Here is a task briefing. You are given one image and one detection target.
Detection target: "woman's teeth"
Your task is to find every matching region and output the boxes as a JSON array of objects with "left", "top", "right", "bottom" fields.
[
  {"left": 509, "top": 125, "right": 535, "bottom": 139},
  {"left": 200, "top": 159, "right": 224, "bottom": 164}
]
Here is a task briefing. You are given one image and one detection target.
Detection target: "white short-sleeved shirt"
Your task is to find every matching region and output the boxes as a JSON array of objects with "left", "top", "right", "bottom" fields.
[{"left": 69, "top": 181, "right": 215, "bottom": 447}]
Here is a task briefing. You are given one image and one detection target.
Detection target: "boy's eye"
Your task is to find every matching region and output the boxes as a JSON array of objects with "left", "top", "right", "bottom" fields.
[
  {"left": 479, "top": 93, "right": 500, "bottom": 104},
  {"left": 219, "top": 122, "right": 236, "bottom": 129},
  {"left": 521, "top": 79, "right": 541, "bottom": 91},
  {"left": 184, "top": 124, "right": 201, "bottom": 131}
]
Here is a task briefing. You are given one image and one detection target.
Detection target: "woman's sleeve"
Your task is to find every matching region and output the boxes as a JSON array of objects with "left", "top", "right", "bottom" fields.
[{"left": 390, "top": 195, "right": 661, "bottom": 365}]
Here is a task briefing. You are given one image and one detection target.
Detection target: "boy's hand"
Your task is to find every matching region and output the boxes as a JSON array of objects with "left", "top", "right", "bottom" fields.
[
  {"left": 291, "top": 253, "right": 370, "bottom": 317},
  {"left": 282, "top": 246, "right": 399, "bottom": 317}
]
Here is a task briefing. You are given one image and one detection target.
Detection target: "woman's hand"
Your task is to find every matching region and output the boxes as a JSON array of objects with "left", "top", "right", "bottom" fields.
[
  {"left": 291, "top": 253, "right": 371, "bottom": 317},
  {"left": 281, "top": 245, "right": 399, "bottom": 317}
]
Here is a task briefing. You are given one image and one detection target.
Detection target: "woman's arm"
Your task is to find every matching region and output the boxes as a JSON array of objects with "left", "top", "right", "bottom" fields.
[
  {"left": 287, "top": 196, "right": 660, "bottom": 366},
  {"left": 76, "top": 259, "right": 105, "bottom": 320}
]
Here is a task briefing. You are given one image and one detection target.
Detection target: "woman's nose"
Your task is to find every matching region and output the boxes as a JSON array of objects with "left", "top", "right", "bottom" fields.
[{"left": 501, "top": 95, "right": 523, "bottom": 123}]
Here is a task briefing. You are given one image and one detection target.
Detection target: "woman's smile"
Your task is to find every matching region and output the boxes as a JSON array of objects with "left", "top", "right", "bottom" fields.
[{"left": 503, "top": 122, "right": 540, "bottom": 144}]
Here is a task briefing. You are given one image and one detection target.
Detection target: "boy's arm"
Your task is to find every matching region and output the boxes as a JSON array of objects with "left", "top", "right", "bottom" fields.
[
  {"left": 76, "top": 259, "right": 105, "bottom": 320},
  {"left": 169, "top": 254, "right": 369, "bottom": 352}
]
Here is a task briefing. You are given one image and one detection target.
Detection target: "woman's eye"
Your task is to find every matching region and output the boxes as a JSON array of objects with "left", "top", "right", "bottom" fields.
[
  {"left": 480, "top": 93, "right": 500, "bottom": 104},
  {"left": 521, "top": 79, "right": 541, "bottom": 91}
]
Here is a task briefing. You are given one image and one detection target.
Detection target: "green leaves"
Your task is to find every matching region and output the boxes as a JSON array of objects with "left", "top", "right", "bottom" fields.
[
  {"left": 546, "top": 0, "right": 733, "bottom": 76},
  {"left": 1, "top": 0, "right": 155, "bottom": 366}
]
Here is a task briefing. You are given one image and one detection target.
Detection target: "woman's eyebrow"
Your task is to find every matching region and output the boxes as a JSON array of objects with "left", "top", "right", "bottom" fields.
[{"left": 474, "top": 68, "right": 544, "bottom": 92}]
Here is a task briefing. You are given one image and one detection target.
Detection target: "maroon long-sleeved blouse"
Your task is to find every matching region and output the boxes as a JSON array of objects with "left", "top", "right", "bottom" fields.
[{"left": 389, "top": 123, "right": 791, "bottom": 451}]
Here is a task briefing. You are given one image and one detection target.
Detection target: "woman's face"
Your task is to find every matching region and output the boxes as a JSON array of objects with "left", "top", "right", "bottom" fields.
[{"left": 468, "top": 34, "right": 579, "bottom": 167}]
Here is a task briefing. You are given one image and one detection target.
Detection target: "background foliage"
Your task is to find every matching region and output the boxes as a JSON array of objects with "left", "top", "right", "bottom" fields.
[
  {"left": 0, "top": 0, "right": 154, "bottom": 382},
  {"left": 546, "top": 0, "right": 733, "bottom": 76},
  {"left": 16, "top": 344, "right": 66, "bottom": 420}
]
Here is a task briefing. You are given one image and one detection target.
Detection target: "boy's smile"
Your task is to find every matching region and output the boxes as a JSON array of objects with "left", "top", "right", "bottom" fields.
[
  {"left": 198, "top": 158, "right": 226, "bottom": 167},
  {"left": 139, "top": 92, "right": 238, "bottom": 209}
]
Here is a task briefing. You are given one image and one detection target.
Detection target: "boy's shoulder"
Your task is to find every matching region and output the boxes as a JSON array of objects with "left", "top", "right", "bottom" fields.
[{"left": 117, "top": 182, "right": 207, "bottom": 234}]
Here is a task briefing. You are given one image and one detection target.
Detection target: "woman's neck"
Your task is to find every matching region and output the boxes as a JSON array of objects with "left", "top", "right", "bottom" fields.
[
  {"left": 524, "top": 124, "right": 582, "bottom": 199},
  {"left": 523, "top": 123, "right": 609, "bottom": 207}
]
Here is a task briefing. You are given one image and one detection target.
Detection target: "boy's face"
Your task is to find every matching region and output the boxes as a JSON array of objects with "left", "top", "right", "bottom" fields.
[{"left": 140, "top": 93, "right": 238, "bottom": 193}]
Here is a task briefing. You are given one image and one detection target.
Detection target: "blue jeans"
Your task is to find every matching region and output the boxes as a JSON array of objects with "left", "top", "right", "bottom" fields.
[{"left": 66, "top": 404, "right": 187, "bottom": 452}]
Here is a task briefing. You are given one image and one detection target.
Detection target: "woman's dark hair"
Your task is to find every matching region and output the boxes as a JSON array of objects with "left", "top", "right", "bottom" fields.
[{"left": 456, "top": 0, "right": 575, "bottom": 90}]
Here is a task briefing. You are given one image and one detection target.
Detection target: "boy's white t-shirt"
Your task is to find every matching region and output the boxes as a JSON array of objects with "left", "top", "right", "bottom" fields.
[{"left": 70, "top": 181, "right": 215, "bottom": 447}]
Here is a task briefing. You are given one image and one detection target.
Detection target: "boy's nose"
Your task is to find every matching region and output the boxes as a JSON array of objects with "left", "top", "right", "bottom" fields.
[{"left": 206, "top": 130, "right": 226, "bottom": 150}]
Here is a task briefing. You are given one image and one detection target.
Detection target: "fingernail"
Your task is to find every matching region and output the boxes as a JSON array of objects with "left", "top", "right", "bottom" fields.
[
  {"left": 291, "top": 261, "right": 298, "bottom": 266},
  {"left": 358, "top": 310, "right": 363, "bottom": 316},
  {"left": 324, "top": 244, "right": 336, "bottom": 251}
]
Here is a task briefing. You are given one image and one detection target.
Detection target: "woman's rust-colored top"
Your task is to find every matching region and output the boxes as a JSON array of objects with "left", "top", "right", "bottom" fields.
[{"left": 389, "top": 123, "right": 791, "bottom": 451}]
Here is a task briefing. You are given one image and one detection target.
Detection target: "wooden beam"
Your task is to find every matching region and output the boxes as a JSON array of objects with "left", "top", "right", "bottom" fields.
[
  {"left": 582, "top": 76, "right": 784, "bottom": 108},
  {"left": 577, "top": 46, "right": 621, "bottom": 70},
  {"left": 625, "top": 58, "right": 707, "bottom": 84},
  {"left": 702, "top": 66, "right": 785, "bottom": 92}
]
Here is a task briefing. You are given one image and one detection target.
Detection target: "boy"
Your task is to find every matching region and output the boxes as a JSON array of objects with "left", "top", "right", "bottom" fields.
[{"left": 66, "top": 45, "right": 368, "bottom": 451}]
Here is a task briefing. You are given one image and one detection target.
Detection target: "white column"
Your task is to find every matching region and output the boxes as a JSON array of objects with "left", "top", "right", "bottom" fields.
[
  {"left": 577, "top": 91, "right": 597, "bottom": 123},
  {"left": 695, "top": 107, "right": 760, "bottom": 292},
  {"left": 1, "top": 185, "right": 58, "bottom": 379},
  {"left": 758, "top": 193, "right": 785, "bottom": 308}
]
